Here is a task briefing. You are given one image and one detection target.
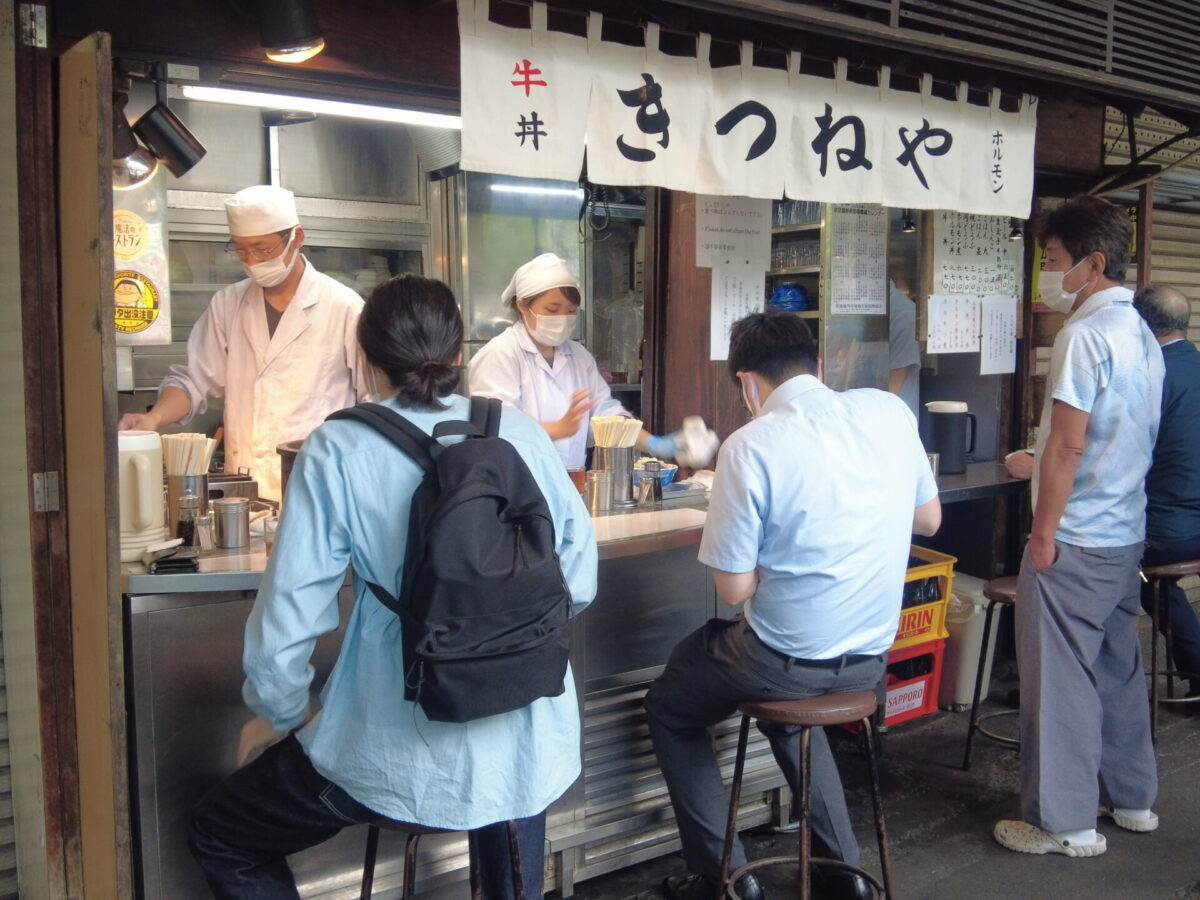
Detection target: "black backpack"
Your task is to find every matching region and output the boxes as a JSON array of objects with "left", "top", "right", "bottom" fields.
[{"left": 326, "top": 397, "right": 572, "bottom": 723}]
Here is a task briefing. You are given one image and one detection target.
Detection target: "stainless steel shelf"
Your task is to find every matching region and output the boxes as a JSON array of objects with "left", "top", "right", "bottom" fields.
[
  {"left": 766, "top": 265, "right": 821, "bottom": 276},
  {"left": 771, "top": 222, "right": 822, "bottom": 234}
]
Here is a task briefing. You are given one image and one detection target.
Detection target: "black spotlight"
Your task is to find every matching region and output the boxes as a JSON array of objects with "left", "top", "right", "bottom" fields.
[
  {"left": 255, "top": 0, "right": 325, "bottom": 63},
  {"left": 133, "top": 102, "right": 207, "bottom": 177},
  {"left": 112, "top": 90, "right": 159, "bottom": 188},
  {"left": 1008, "top": 217, "right": 1024, "bottom": 241},
  {"left": 900, "top": 209, "right": 916, "bottom": 233}
]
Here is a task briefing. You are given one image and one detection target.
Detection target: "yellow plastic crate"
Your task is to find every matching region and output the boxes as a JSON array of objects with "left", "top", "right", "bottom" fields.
[{"left": 891, "top": 545, "right": 957, "bottom": 652}]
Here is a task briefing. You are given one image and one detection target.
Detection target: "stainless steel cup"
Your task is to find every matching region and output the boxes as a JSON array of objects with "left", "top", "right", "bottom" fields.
[
  {"left": 926, "top": 452, "right": 940, "bottom": 478},
  {"left": 212, "top": 496, "right": 250, "bottom": 549},
  {"left": 593, "top": 446, "right": 635, "bottom": 507},
  {"left": 586, "top": 470, "right": 613, "bottom": 514}
]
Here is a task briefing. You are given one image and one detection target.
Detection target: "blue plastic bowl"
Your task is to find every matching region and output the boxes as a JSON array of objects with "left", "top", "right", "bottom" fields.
[{"left": 632, "top": 465, "right": 678, "bottom": 488}]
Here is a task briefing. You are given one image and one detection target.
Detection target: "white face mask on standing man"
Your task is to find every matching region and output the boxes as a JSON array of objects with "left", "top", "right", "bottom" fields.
[
  {"left": 1037, "top": 252, "right": 1097, "bottom": 315},
  {"left": 241, "top": 230, "right": 299, "bottom": 289}
]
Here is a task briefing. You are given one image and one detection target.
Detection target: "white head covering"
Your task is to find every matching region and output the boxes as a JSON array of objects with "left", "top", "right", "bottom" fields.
[
  {"left": 501, "top": 252, "right": 580, "bottom": 305},
  {"left": 225, "top": 185, "right": 300, "bottom": 237}
]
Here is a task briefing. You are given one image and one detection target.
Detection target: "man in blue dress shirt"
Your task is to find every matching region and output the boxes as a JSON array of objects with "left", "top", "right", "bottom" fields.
[
  {"left": 1134, "top": 284, "right": 1200, "bottom": 700},
  {"left": 645, "top": 312, "right": 941, "bottom": 900}
]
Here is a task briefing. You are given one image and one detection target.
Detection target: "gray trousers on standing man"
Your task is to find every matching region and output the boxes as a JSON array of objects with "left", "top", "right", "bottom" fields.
[
  {"left": 645, "top": 617, "right": 886, "bottom": 877},
  {"left": 1015, "top": 540, "right": 1157, "bottom": 833}
]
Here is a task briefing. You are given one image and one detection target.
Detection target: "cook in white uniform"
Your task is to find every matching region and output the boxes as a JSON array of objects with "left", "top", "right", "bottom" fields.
[
  {"left": 468, "top": 253, "right": 682, "bottom": 469},
  {"left": 117, "top": 185, "right": 370, "bottom": 501}
]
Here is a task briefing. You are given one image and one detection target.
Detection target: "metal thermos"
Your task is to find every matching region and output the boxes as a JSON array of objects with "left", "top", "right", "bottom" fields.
[{"left": 212, "top": 497, "right": 250, "bottom": 549}]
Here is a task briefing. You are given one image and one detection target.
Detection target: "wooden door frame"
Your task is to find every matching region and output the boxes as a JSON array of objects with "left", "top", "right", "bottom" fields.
[{"left": 12, "top": 1, "right": 85, "bottom": 896}]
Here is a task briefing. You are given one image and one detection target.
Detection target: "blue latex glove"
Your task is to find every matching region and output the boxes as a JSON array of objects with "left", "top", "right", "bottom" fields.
[{"left": 645, "top": 433, "right": 680, "bottom": 460}]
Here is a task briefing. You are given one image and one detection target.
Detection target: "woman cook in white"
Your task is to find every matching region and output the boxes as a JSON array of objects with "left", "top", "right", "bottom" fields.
[{"left": 468, "top": 253, "right": 682, "bottom": 470}]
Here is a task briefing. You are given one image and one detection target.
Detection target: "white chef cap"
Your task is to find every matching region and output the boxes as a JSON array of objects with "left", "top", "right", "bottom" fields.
[
  {"left": 501, "top": 252, "right": 580, "bottom": 305},
  {"left": 225, "top": 185, "right": 300, "bottom": 237}
]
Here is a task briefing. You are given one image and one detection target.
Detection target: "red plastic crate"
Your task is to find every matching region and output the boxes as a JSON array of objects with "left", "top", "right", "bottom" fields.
[{"left": 883, "top": 639, "right": 945, "bottom": 727}]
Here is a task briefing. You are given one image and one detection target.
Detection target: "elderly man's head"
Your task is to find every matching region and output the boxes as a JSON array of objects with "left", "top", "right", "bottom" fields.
[{"left": 1134, "top": 285, "right": 1191, "bottom": 343}]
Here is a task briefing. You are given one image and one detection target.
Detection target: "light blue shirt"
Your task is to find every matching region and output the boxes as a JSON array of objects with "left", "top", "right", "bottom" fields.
[
  {"left": 242, "top": 394, "right": 598, "bottom": 829},
  {"left": 1032, "top": 286, "right": 1163, "bottom": 547},
  {"left": 699, "top": 375, "right": 938, "bottom": 659}
]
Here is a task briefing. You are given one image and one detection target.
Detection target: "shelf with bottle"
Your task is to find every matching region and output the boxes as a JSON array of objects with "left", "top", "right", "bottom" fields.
[{"left": 766, "top": 264, "right": 821, "bottom": 277}]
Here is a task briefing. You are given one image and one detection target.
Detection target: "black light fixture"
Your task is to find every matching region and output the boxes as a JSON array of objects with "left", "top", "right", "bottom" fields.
[
  {"left": 112, "top": 89, "right": 159, "bottom": 189},
  {"left": 255, "top": 0, "right": 325, "bottom": 63},
  {"left": 1008, "top": 217, "right": 1024, "bottom": 241},
  {"left": 900, "top": 209, "right": 916, "bottom": 233},
  {"left": 131, "top": 67, "right": 207, "bottom": 178}
]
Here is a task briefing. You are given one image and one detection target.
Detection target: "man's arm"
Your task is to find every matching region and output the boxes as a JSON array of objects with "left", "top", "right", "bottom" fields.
[
  {"left": 118, "top": 385, "right": 191, "bottom": 431},
  {"left": 913, "top": 496, "right": 942, "bottom": 536},
  {"left": 712, "top": 569, "right": 758, "bottom": 607},
  {"left": 1030, "top": 400, "right": 1089, "bottom": 570}
]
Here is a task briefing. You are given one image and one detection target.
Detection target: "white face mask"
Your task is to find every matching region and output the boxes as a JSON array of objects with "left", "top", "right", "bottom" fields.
[
  {"left": 242, "top": 232, "right": 298, "bottom": 288},
  {"left": 524, "top": 311, "right": 577, "bottom": 347},
  {"left": 740, "top": 375, "right": 761, "bottom": 417},
  {"left": 1037, "top": 257, "right": 1090, "bottom": 314}
]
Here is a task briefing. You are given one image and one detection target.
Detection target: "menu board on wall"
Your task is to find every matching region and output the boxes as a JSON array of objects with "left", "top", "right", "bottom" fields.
[
  {"left": 828, "top": 204, "right": 887, "bottom": 316},
  {"left": 931, "top": 211, "right": 1023, "bottom": 297}
]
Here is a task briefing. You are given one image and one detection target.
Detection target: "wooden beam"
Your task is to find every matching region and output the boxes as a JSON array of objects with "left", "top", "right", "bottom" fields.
[{"left": 57, "top": 31, "right": 132, "bottom": 900}]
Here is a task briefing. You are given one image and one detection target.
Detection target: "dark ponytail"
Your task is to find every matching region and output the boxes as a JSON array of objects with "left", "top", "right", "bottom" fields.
[{"left": 357, "top": 274, "right": 463, "bottom": 409}]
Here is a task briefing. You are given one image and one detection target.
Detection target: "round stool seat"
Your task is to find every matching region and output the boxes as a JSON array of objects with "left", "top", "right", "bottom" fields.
[
  {"left": 1141, "top": 559, "right": 1200, "bottom": 580},
  {"left": 982, "top": 576, "right": 1018, "bottom": 605},
  {"left": 370, "top": 819, "right": 452, "bottom": 836},
  {"left": 740, "top": 690, "right": 878, "bottom": 727}
]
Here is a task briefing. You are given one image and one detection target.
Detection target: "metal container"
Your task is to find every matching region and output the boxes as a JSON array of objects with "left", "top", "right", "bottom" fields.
[
  {"left": 212, "top": 496, "right": 251, "bottom": 549},
  {"left": 593, "top": 446, "right": 635, "bottom": 507},
  {"left": 167, "top": 474, "right": 209, "bottom": 536},
  {"left": 586, "top": 470, "right": 613, "bottom": 514}
]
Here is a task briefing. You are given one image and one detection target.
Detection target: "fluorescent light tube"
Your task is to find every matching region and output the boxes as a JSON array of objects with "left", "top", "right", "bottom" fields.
[
  {"left": 181, "top": 85, "right": 461, "bottom": 130},
  {"left": 490, "top": 184, "right": 584, "bottom": 198}
]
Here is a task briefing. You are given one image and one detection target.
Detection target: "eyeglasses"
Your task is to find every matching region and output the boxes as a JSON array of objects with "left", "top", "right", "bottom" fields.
[{"left": 224, "top": 230, "right": 292, "bottom": 261}]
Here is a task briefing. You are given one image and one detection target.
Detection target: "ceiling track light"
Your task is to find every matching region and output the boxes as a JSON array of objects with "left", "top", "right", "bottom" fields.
[
  {"left": 900, "top": 209, "right": 916, "bottom": 233},
  {"left": 255, "top": 0, "right": 325, "bottom": 64},
  {"left": 114, "top": 62, "right": 208, "bottom": 180},
  {"left": 112, "top": 88, "right": 159, "bottom": 190},
  {"left": 1008, "top": 217, "right": 1024, "bottom": 240}
]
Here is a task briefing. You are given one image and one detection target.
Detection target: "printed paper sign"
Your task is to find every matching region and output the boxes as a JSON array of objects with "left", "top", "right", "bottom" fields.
[
  {"left": 927, "top": 294, "right": 981, "bottom": 354},
  {"left": 710, "top": 261, "right": 764, "bottom": 360}
]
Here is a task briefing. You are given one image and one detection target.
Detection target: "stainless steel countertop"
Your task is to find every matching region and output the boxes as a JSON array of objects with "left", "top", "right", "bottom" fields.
[{"left": 123, "top": 503, "right": 710, "bottom": 596}]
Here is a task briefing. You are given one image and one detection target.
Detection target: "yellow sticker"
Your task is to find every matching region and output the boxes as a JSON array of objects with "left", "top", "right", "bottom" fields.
[
  {"left": 113, "top": 210, "right": 150, "bottom": 261},
  {"left": 114, "top": 270, "right": 160, "bottom": 333}
]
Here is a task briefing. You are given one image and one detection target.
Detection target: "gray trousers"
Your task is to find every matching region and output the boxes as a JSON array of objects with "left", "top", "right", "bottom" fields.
[
  {"left": 644, "top": 617, "right": 886, "bottom": 878},
  {"left": 1015, "top": 540, "right": 1158, "bottom": 833}
]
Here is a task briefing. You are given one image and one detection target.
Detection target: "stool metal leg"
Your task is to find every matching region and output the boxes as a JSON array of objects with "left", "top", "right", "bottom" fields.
[
  {"left": 798, "top": 725, "right": 812, "bottom": 900},
  {"left": 361, "top": 824, "right": 381, "bottom": 900},
  {"left": 467, "top": 829, "right": 483, "bottom": 900},
  {"left": 1164, "top": 582, "right": 1177, "bottom": 701},
  {"left": 962, "top": 600, "right": 1000, "bottom": 770},
  {"left": 860, "top": 717, "right": 892, "bottom": 900},
  {"left": 505, "top": 819, "right": 527, "bottom": 899},
  {"left": 719, "top": 714, "right": 752, "bottom": 900},
  {"left": 403, "top": 833, "right": 422, "bottom": 900}
]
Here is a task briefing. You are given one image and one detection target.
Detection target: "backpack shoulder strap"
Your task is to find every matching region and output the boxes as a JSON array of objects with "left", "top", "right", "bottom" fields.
[
  {"left": 469, "top": 396, "right": 503, "bottom": 437},
  {"left": 326, "top": 403, "right": 436, "bottom": 474}
]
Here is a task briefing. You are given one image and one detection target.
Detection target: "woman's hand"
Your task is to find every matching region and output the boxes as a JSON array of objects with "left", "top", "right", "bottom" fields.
[{"left": 543, "top": 389, "right": 591, "bottom": 441}]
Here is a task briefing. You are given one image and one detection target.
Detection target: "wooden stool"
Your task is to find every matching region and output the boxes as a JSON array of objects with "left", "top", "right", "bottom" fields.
[
  {"left": 718, "top": 690, "right": 892, "bottom": 900},
  {"left": 360, "top": 818, "right": 525, "bottom": 899},
  {"left": 1141, "top": 558, "right": 1200, "bottom": 742},
  {"left": 961, "top": 576, "right": 1020, "bottom": 771}
]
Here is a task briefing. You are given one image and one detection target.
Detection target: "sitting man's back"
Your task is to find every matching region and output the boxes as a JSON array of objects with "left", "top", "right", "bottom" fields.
[{"left": 646, "top": 312, "right": 939, "bottom": 900}]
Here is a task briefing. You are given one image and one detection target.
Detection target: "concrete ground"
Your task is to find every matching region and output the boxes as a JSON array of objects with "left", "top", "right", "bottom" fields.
[{"left": 564, "top": 615, "right": 1200, "bottom": 900}]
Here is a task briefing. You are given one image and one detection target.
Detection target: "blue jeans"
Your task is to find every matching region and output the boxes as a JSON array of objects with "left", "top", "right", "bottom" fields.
[
  {"left": 1142, "top": 534, "right": 1200, "bottom": 685},
  {"left": 188, "top": 734, "right": 545, "bottom": 899}
]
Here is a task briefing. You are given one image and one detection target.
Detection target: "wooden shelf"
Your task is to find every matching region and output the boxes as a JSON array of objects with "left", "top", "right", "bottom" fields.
[
  {"left": 793, "top": 310, "right": 821, "bottom": 319},
  {"left": 766, "top": 265, "right": 821, "bottom": 276},
  {"left": 771, "top": 222, "right": 822, "bottom": 235}
]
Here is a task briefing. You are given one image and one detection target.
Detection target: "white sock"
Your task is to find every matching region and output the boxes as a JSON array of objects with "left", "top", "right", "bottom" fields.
[
  {"left": 1051, "top": 827, "right": 1098, "bottom": 845},
  {"left": 1113, "top": 807, "right": 1154, "bottom": 821}
]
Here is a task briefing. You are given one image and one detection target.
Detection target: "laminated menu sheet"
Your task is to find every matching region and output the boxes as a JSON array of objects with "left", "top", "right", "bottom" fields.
[{"left": 828, "top": 204, "right": 887, "bottom": 316}]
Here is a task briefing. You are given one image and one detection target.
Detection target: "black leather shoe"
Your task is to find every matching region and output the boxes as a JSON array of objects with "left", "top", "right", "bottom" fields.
[
  {"left": 811, "top": 866, "right": 874, "bottom": 900},
  {"left": 662, "top": 871, "right": 764, "bottom": 900}
]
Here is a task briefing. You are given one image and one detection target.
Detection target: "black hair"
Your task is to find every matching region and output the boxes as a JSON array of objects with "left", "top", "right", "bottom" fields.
[
  {"left": 357, "top": 274, "right": 463, "bottom": 409},
  {"left": 727, "top": 312, "right": 819, "bottom": 385},
  {"left": 1040, "top": 196, "right": 1132, "bottom": 282},
  {"left": 507, "top": 284, "right": 582, "bottom": 311},
  {"left": 1134, "top": 284, "right": 1191, "bottom": 337}
]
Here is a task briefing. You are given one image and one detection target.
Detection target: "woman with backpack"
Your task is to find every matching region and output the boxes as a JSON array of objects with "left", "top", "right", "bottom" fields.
[{"left": 188, "top": 274, "right": 599, "bottom": 898}]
